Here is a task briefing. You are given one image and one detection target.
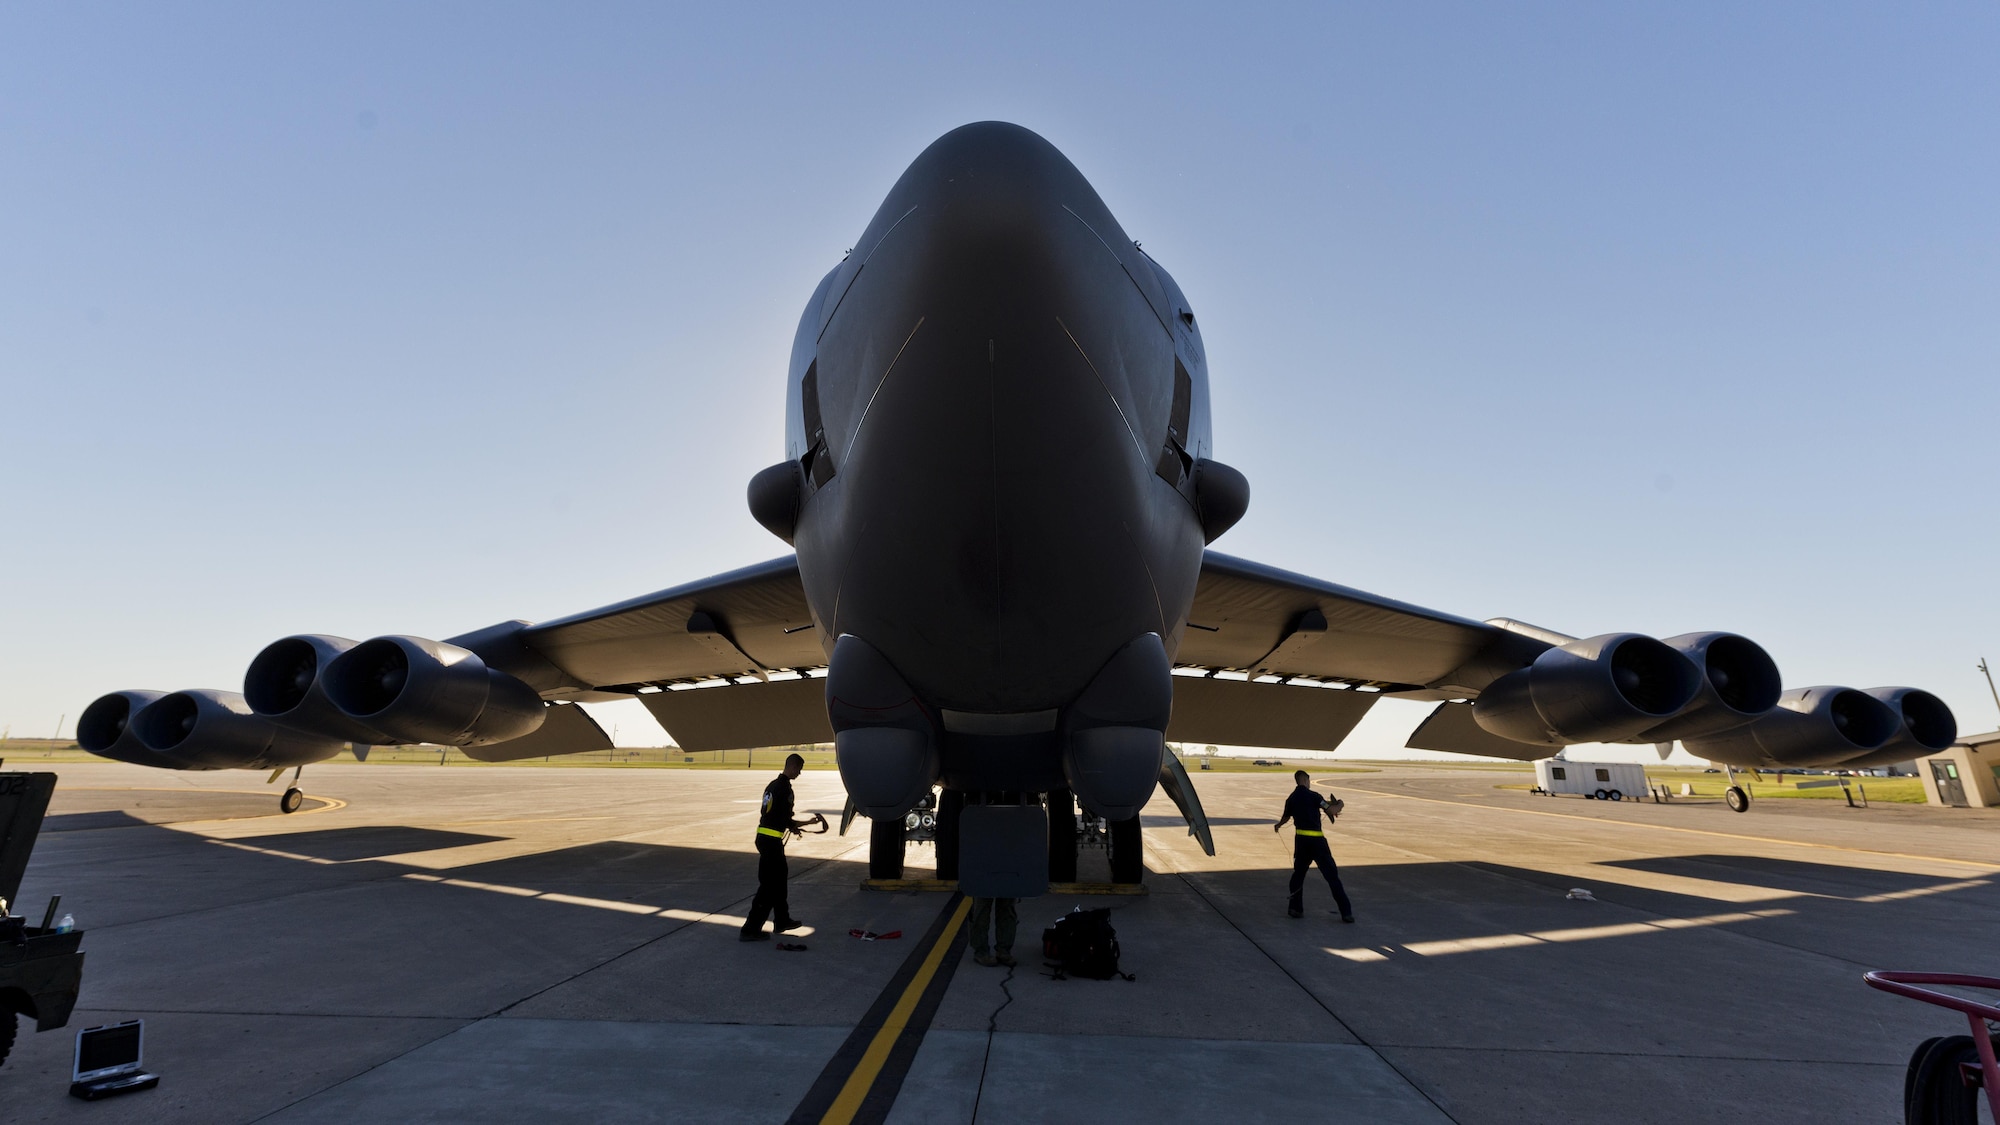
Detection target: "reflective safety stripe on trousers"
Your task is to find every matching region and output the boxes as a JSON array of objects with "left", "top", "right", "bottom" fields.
[
  {"left": 1295, "top": 829, "right": 1323, "bottom": 837},
  {"left": 758, "top": 827, "right": 785, "bottom": 838}
]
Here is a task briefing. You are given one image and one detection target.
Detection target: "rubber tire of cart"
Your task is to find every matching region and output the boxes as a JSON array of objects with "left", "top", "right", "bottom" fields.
[
  {"left": 1725, "top": 786, "right": 1750, "bottom": 813},
  {"left": 1592, "top": 789, "right": 1607, "bottom": 801},
  {"left": 1905, "top": 1034, "right": 1979, "bottom": 1125},
  {"left": 1903, "top": 1036, "right": 1943, "bottom": 1121},
  {"left": 0, "top": 1010, "right": 13, "bottom": 1069},
  {"left": 1608, "top": 789, "right": 1622, "bottom": 802},
  {"left": 280, "top": 787, "right": 304, "bottom": 814}
]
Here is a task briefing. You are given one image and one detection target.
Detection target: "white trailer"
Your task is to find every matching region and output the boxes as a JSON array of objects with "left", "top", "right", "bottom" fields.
[{"left": 1535, "top": 759, "right": 1649, "bottom": 802}]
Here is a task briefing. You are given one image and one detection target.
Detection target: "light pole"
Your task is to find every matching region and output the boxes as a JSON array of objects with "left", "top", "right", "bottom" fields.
[{"left": 1979, "top": 658, "right": 2000, "bottom": 726}]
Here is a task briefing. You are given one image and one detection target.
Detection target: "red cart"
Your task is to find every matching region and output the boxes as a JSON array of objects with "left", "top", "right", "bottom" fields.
[{"left": 1864, "top": 971, "right": 2000, "bottom": 1124}]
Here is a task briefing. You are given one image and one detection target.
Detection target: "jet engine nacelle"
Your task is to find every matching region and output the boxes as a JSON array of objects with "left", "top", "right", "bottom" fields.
[
  {"left": 1824, "top": 687, "right": 1956, "bottom": 769},
  {"left": 1682, "top": 686, "right": 1900, "bottom": 768},
  {"left": 1473, "top": 633, "right": 1702, "bottom": 746},
  {"left": 321, "top": 636, "right": 546, "bottom": 747},
  {"left": 1631, "top": 632, "right": 1783, "bottom": 742},
  {"left": 129, "top": 689, "right": 344, "bottom": 769},
  {"left": 244, "top": 634, "right": 398, "bottom": 744},
  {"left": 77, "top": 690, "right": 180, "bottom": 768}
]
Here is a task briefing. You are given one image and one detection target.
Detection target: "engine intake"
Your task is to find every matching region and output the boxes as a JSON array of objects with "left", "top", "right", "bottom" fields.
[
  {"left": 1830, "top": 688, "right": 1957, "bottom": 769},
  {"left": 1473, "top": 633, "right": 1701, "bottom": 746},
  {"left": 130, "top": 689, "right": 344, "bottom": 769},
  {"left": 78, "top": 690, "right": 180, "bottom": 768},
  {"left": 322, "top": 636, "right": 545, "bottom": 747},
  {"left": 1682, "top": 686, "right": 1899, "bottom": 768},
  {"left": 245, "top": 635, "right": 397, "bottom": 744},
  {"left": 1633, "top": 632, "right": 1782, "bottom": 742}
]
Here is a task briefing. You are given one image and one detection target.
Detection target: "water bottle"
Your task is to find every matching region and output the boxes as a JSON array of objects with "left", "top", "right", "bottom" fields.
[{"left": 56, "top": 913, "right": 74, "bottom": 934}]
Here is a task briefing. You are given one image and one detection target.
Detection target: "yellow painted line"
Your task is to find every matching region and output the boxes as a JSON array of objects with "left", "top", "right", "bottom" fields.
[
  {"left": 821, "top": 896, "right": 971, "bottom": 1125},
  {"left": 1346, "top": 786, "right": 2000, "bottom": 872}
]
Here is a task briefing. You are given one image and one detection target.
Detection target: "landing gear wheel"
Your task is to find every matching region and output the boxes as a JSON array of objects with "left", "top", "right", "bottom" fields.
[
  {"left": 0, "top": 1010, "right": 14, "bottom": 1069},
  {"left": 1592, "top": 788, "right": 1607, "bottom": 801},
  {"left": 868, "top": 815, "right": 906, "bottom": 880},
  {"left": 1047, "top": 788, "right": 1077, "bottom": 884},
  {"left": 1724, "top": 786, "right": 1750, "bottom": 813},
  {"left": 1905, "top": 1034, "right": 1980, "bottom": 1125},
  {"left": 1108, "top": 815, "right": 1143, "bottom": 884},
  {"left": 280, "top": 787, "right": 305, "bottom": 814},
  {"left": 1607, "top": 789, "right": 1623, "bottom": 802}
]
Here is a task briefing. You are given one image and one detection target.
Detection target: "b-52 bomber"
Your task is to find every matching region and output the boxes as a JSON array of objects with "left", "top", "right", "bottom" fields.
[{"left": 78, "top": 122, "right": 1956, "bottom": 894}]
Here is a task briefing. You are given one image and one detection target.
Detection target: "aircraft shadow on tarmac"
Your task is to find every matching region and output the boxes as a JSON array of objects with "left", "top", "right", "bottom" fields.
[
  {"left": 31, "top": 811, "right": 1994, "bottom": 983},
  {"left": 231, "top": 826, "right": 510, "bottom": 863},
  {"left": 1597, "top": 854, "right": 1989, "bottom": 899},
  {"left": 41, "top": 810, "right": 156, "bottom": 833}
]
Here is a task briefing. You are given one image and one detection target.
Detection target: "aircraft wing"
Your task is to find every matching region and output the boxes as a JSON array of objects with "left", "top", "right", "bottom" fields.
[
  {"left": 1165, "top": 552, "right": 1553, "bottom": 756},
  {"left": 460, "top": 550, "right": 1556, "bottom": 757},
  {"left": 449, "top": 556, "right": 836, "bottom": 754},
  {"left": 1175, "top": 552, "right": 1543, "bottom": 694},
  {"left": 496, "top": 556, "right": 824, "bottom": 693}
]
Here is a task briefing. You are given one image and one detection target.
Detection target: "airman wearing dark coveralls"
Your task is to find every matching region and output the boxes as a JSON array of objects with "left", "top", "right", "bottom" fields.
[
  {"left": 741, "top": 753, "right": 824, "bottom": 941},
  {"left": 1275, "top": 770, "right": 1353, "bottom": 922}
]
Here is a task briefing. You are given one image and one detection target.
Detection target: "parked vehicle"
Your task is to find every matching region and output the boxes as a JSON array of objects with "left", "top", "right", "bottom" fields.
[{"left": 1533, "top": 759, "right": 1650, "bottom": 802}]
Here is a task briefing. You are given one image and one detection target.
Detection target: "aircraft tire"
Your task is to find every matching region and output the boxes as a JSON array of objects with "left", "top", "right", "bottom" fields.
[
  {"left": 1108, "top": 815, "right": 1143, "bottom": 884},
  {"left": 1047, "top": 788, "right": 1078, "bottom": 883},
  {"left": 1608, "top": 789, "right": 1622, "bottom": 802},
  {"left": 869, "top": 815, "right": 905, "bottom": 880},
  {"left": 1905, "top": 1034, "right": 1980, "bottom": 1125},
  {"left": 280, "top": 788, "right": 304, "bottom": 814},
  {"left": 1725, "top": 786, "right": 1750, "bottom": 813},
  {"left": 1592, "top": 789, "right": 1607, "bottom": 801},
  {"left": 0, "top": 1010, "right": 14, "bottom": 1069}
]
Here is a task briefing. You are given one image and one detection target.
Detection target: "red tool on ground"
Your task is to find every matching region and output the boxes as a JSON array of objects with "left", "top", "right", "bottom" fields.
[{"left": 1863, "top": 971, "right": 2000, "bottom": 1123}]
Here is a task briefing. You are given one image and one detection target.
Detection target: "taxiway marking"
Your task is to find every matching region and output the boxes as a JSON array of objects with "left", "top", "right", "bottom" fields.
[{"left": 788, "top": 892, "right": 971, "bottom": 1125}]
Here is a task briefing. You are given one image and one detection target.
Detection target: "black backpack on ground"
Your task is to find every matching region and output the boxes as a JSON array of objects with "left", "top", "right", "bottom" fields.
[{"left": 1041, "top": 907, "right": 1133, "bottom": 981}]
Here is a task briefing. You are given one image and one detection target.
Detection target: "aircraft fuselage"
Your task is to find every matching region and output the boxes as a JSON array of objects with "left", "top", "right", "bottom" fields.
[{"left": 784, "top": 123, "right": 1218, "bottom": 796}]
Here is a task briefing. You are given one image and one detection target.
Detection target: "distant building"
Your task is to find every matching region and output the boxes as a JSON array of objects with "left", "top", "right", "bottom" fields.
[{"left": 1917, "top": 730, "right": 2000, "bottom": 808}]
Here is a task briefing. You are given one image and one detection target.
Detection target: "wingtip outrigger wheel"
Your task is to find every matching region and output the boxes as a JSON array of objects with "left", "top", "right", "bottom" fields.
[{"left": 276, "top": 765, "right": 305, "bottom": 813}]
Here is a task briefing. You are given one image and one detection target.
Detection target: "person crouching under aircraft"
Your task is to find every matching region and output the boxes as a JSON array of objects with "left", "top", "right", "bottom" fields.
[
  {"left": 1274, "top": 770, "right": 1354, "bottom": 923},
  {"left": 741, "top": 753, "right": 825, "bottom": 942}
]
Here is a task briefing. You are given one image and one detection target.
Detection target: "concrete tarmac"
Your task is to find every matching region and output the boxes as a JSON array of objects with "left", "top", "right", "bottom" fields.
[{"left": 1, "top": 761, "right": 1995, "bottom": 1123}]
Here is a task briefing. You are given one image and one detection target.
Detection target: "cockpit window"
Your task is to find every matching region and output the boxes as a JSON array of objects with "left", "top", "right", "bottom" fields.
[
  {"left": 1154, "top": 357, "right": 1193, "bottom": 485},
  {"left": 800, "top": 360, "right": 835, "bottom": 487}
]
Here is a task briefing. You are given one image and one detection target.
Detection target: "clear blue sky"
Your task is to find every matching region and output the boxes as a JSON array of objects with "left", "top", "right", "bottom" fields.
[{"left": 4, "top": 4, "right": 1996, "bottom": 758}]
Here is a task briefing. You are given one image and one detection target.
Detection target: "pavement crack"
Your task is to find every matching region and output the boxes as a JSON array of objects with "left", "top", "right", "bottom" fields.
[{"left": 969, "top": 963, "right": 1017, "bottom": 1124}]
